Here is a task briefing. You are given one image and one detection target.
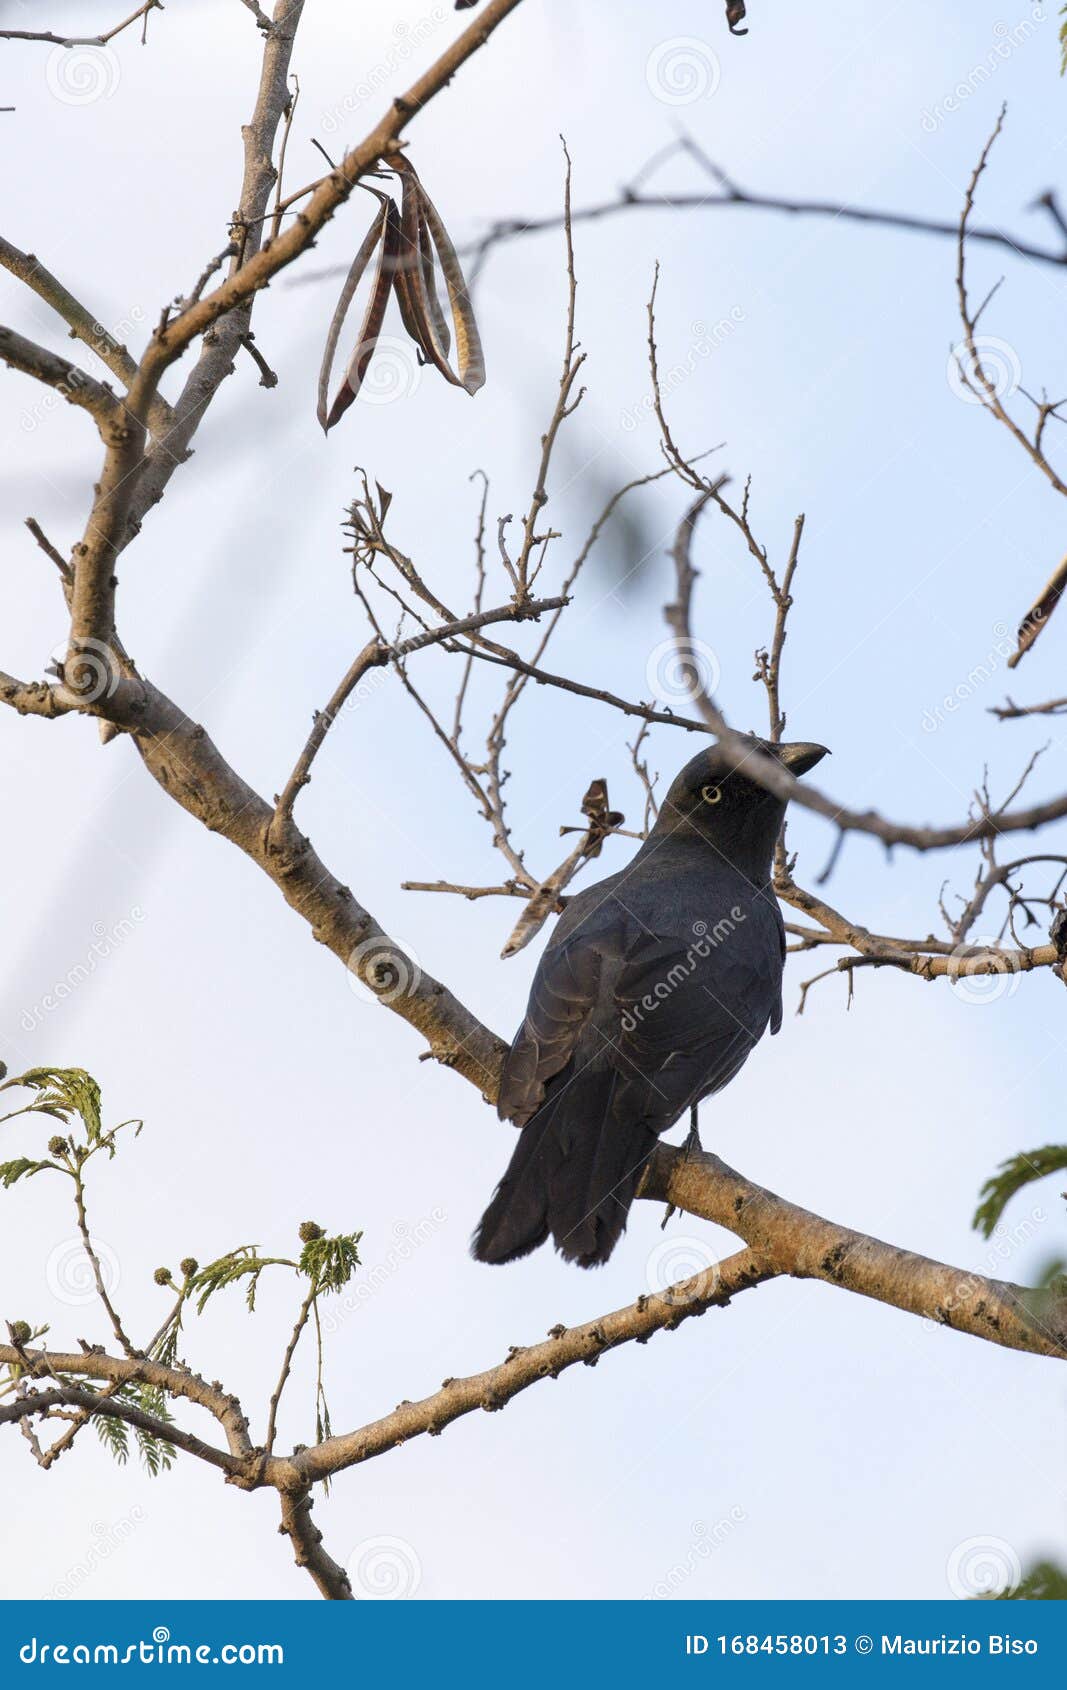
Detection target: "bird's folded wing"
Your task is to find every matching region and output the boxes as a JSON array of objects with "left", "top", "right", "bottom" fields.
[
  {"left": 497, "top": 931, "right": 609, "bottom": 1124},
  {"left": 604, "top": 930, "right": 779, "bottom": 1131}
]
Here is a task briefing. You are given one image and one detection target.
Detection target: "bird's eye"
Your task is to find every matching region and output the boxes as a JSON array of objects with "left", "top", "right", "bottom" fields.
[{"left": 701, "top": 784, "right": 722, "bottom": 805}]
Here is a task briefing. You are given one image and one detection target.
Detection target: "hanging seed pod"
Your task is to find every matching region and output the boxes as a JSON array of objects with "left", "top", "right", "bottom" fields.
[
  {"left": 392, "top": 157, "right": 485, "bottom": 396},
  {"left": 318, "top": 197, "right": 402, "bottom": 432}
]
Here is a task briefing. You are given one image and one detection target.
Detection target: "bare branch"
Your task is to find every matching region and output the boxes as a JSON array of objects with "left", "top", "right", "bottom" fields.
[
  {"left": 447, "top": 133, "right": 1067, "bottom": 288},
  {"left": 278, "top": 1490, "right": 353, "bottom": 1600},
  {"left": 0, "top": 2, "right": 162, "bottom": 47},
  {"left": 0, "top": 324, "right": 118, "bottom": 429}
]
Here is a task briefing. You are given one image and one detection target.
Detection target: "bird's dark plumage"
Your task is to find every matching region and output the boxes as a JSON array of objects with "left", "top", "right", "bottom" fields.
[{"left": 472, "top": 736, "right": 829, "bottom": 1268}]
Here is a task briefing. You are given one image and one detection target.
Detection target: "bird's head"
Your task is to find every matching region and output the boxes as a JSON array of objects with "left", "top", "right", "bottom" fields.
[{"left": 651, "top": 735, "right": 830, "bottom": 873}]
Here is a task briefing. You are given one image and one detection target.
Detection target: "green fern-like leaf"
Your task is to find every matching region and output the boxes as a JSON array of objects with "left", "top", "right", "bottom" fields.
[
  {"left": 95, "top": 1411, "right": 130, "bottom": 1466},
  {"left": 0, "top": 1068, "right": 103, "bottom": 1140},
  {"left": 188, "top": 1247, "right": 294, "bottom": 1315},
  {"left": 106, "top": 1382, "right": 177, "bottom": 1476},
  {"left": 0, "top": 1157, "right": 58, "bottom": 1189},
  {"left": 973, "top": 1145, "right": 1067, "bottom": 1238},
  {"left": 299, "top": 1230, "right": 362, "bottom": 1294}
]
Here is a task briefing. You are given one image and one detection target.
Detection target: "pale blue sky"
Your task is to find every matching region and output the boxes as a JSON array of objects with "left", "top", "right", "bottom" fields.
[{"left": 0, "top": 0, "right": 1063, "bottom": 1600}]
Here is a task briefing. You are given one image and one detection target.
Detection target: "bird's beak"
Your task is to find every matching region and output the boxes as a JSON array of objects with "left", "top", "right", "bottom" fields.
[{"left": 778, "top": 741, "right": 830, "bottom": 775}]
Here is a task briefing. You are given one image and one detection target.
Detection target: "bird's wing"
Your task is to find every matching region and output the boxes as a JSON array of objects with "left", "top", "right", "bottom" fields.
[
  {"left": 499, "top": 903, "right": 782, "bottom": 1133},
  {"left": 770, "top": 897, "right": 786, "bottom": 1035},
  {"left": 497, "top": 927, "right": 612, "bottom": 1125},
  {"left": 604, "top": 921, "right": 781, "bottom": 1132}
]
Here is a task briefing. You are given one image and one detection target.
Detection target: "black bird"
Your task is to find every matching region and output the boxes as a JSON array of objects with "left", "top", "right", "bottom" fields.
[{"left": 472, "top": 735, "right": 829, "bottom": 1268}]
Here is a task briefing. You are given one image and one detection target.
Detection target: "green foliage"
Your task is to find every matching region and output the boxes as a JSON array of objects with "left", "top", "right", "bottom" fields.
[
  {"left": 0, "top": 1156, "right": 58, "bottom": 1190},
  {"left": 973, "top": 1145, "right": 1067, "bottom": 1238},
  {"left": 0, "top": 1062, "right": 363, "bottom": 1477},
  {"left": 188, "top": 1247, "right": 295, "bottom": 1315},
  {"left": 975, "top": 1558, "right": 1067, "bottom": 1600},
  {"left": 0, "top": 1067, "right": 140, "bottom": 1169},
  {"left": 298, "top": 1229, "right": 362, "bottom": 1294},
  {"left": 1, "top": 1067, "right": 103, "bottom": 1139},
  {"left": 94, "top": 1408, "right": 130, "bottom": 1466},
  {"left": 1061, "top": 6, "right": 1067, "bottom": 73},
  {"left": 1010, "top": 1560, "right": 1067, "bottom": 1600},
  {"left": 91, "top": 1381, "right": 176, "bottom": 1475}
]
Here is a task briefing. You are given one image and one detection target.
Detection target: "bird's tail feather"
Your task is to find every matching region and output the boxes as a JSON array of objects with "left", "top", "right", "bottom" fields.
[{"left": 472, "top": 1067, "right": 658, "bottom": 1268}]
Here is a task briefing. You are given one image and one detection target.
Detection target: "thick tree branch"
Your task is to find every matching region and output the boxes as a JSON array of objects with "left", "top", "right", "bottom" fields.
[
  {"left": 0, "top": 1384, "right": 238, "bottom": 1477},
  {"left": 640, "top": 1149, "right": 1067, "bottom": 1361},
  {"left": 86, "top": 671, "right": 506, "bottom": 1091},
  {"left": 0, "top": 324, "right": 118, "bottom": 428},
  {"left": 0, "top": 674, "right": 72, "bottom": 718},
  {"left": 278, "top": 1490, "right": 353, "bottom": 1600},
  {"left": 0, "top": 1347, "right": 256, "bottom": 1470},
  {"left": 285, "top": 1249, "right": 771, "bottom": 1488},
  {"left": 0, "top": 235, "right": 174, "bottom": 436}
]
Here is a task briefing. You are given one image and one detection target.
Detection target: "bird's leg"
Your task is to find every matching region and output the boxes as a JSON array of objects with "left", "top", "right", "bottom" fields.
[
  {"left": 683, "top": 1102, "right": 703, "bottom": 1159},
  {"left": 660, "top": 1106, "right": 703, "bottom": 1229}
]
